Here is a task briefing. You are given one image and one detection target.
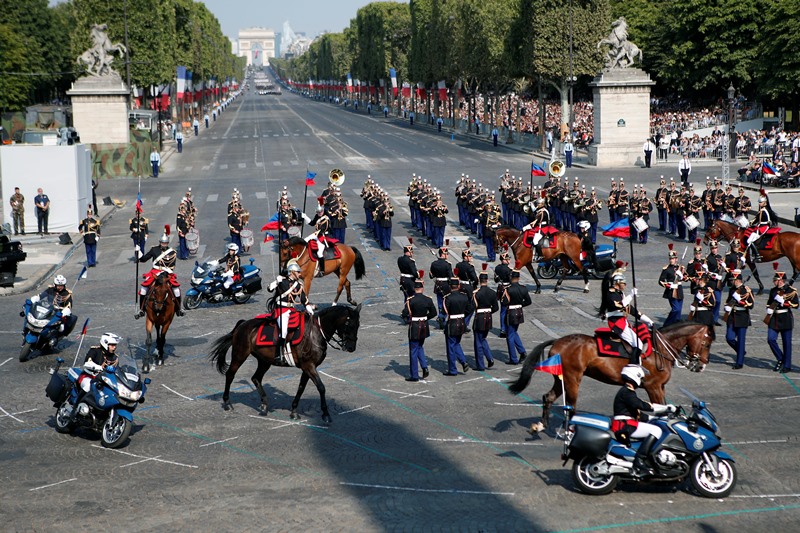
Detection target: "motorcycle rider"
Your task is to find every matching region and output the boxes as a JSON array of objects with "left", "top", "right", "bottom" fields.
[
  {"left": 28, "top": 275, "right": 74, "bottom": 333},
  {"left": 71, "top": 332, "right": 120, "bottom": 420},
  {"left": 217, "top": 243, "right": 242, "bottom": 296},
  {"left": 136, "top": 230, "right": 184, "bottom": 318},
  {"left": 612, "top": 365, "right": 677, "bottom": 477}
]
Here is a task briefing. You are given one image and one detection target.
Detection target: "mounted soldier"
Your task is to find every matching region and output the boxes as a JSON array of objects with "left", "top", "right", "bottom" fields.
[{"left": 136, "top": 227, "right": 183, "bottom": 318}]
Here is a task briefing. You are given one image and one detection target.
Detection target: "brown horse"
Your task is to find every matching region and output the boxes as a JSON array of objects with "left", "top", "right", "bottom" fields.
[
  {"left": 280, "top": 237, "right": 366, "bottom": 305},
  {"left": 494, "top": 225, "right": 589, "bottom": 293},
  {"left": 208, "top": 304, "right": 362, "bottom": 423},
  {"left": 509, "top": 322, "right": 714, "bottom": 430},
  {"left": 143, "top": 272, "right": 176, "bottom": 373},
  {"left": 704, "top": 218, "right": 800, "bottom": 293}
]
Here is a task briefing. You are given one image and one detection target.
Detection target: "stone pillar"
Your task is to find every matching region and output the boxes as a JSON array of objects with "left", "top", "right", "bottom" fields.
[
  {"left": 586, "top": 68, "right": 655, "bottom": 167},
  {"left": 67, "top": 75, "right": 129, "bottom": 145}
]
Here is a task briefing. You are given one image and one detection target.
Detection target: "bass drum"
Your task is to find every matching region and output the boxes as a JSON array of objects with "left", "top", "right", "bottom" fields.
[
  {"left": 186, "top": 228, "right": 200, "bottom": 255},
  {"left": 240, "top": 229, "right": 254, "bottom": 252}
]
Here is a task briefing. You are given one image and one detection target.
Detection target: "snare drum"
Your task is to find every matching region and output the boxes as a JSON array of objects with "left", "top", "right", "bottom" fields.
[
  {"left": 685, "top": 215, "right": 700, "bottom": 231},
  {"left": 186, "top": 228, "right": 200, "bottom": 255},
  {"left": 632, "top": 217, "right": 649, "bottom": 233},
  {"left": 240, "top": 228, "right": 254, "bottom": 251},
  {"left": 287, "top": 225, "right": 302, "bottom": 238},
  {"left": 734, "top": 215, "right": 749, "bottom": 228}
]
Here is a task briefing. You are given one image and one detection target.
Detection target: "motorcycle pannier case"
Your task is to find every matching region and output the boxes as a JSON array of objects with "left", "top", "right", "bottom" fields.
[
  {"left": 572, "top": 424, "right": 612, "bottom": 457},
  {"left": 45, "top": 372, "right": 69, "bottom": 405},
  {"left": 242, "top": 275, "right": 262, "bottom": 294}
]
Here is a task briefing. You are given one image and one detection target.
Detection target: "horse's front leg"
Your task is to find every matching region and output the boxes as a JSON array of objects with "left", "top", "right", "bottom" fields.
[
  {"left": 750, "top": 260, "right": 764, "bottom": 294},
  {"left": 554, "top": 257, "right": 569, "bottom": 293},
  {"left": 526, "top": 263, "right": 542, "bottom": 294},
  {"left": 157, "top": 323, "right": 170, "bottom": 365},
  {"left": 581, "top": 264, "right": 590, "bottom": 293},
  {"left": 305, "top": 368, "right": 330, "bottom": 424},
  {"left": 290, "top": 372, "right": 311, "bottom": 419}
]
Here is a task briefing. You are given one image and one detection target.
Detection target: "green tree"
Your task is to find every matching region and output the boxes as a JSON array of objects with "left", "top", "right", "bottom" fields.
[
  {"left": 756, "top": 0, "right": 800, "bottom": 100},
  {"left": 0, "top": 24, "right": 31, "bottom": 110}
]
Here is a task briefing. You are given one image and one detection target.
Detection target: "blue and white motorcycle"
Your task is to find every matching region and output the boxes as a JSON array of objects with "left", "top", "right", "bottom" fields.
[
  {"left": 20, "top": 298, "right": 77, "bottom": 361},
  {"left": 184, "top": 258, "right": 262, "bottom": 309},
  {"left": 562, "top": 399, "right": 737, "bottom": 498},
  {"left": 46, "top": 356, "right": 149, "bottom": 448}
]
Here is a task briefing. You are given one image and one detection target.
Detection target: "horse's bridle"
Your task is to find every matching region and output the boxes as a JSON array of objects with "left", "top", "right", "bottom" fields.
[
  {"left": 652, "top": 328, "right": 710, "bottom": 372},
  {"left": 318, "top": 311, "right": 355, "bottom": 351}
]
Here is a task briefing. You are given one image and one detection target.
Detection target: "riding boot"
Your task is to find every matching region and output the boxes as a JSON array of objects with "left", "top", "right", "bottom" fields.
[
  {"left": 317, "top": 256, "right": 325, "bottom": 277},
  {"left": 135, "top": 295, "right": 147, "bottom": 319},
  {"left": 632, "top": 435, "right": 657, "bottom": 478},
  {"left": 274, "top": 338, "right": 286, "bottom": 365},
  {"left": 749, "top": 244, "right": 761, "bottom": 263},
  {"left": 629, "top": 347, "right": 642, "bottom": 367},
  {"left": 174, "top": 296, "right": 184, "bottom": 316}
]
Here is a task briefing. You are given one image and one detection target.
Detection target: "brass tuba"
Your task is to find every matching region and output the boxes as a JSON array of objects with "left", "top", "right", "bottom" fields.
[
  {"left": 329, "top": 168, "right": 346, "bottom": 186},
  {"left": 549, "top": 160, "right": 566, "bottom": 178}
]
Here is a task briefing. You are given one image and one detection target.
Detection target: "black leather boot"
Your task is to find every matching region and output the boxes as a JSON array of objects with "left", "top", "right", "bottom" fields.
[
  {"left": 317, "top": 256, "right": 325, "bottom": 277},
  {"left": 629, "top": 347, "right": 642, "bottom": 367},
  {"left": 135, "top": 294, "right": 147, "bottom": 319},
  {"left": 174, "top": 296, "right": 184, "bottom": 316},
  {"left": 632, "top": 435, "right": 657, "bottom": 478}
]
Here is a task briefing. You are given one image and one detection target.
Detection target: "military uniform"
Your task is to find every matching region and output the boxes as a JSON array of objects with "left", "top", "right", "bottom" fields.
[
  {"left": 130, "top": 215, "right": 149, "bottom": 254},
  {"left": 397, "top": 247, "right": 419, "bottom": 298},
  {"left": 472, "top": 275, "right": 498, "bottom": 370},
  {"left": 228, "top": 208, "right": 243, "bottom": 249},
  {"left": 10, "top": 189, "right": 25, "bottom": 235},
  {"left": 494, "top": 258, "right": 513, "bottom": 336},
  {"left": 706, "top": 242, "right": 725, "bottom": 323},
  {"left": 443, "top": 279, "right": 474, "bottom": 375},
  {"left": 176, "top": 207, "right": 190, "bottom": 260},
  {"left": 429, "top": 254, "right": 454, "bottom": 327},
  {"left": 501, "top": 270, "right": 532, "bottom": 364},
  {"left": 766, "top": 274, "right": 798, "bottom": 373},
  {"left": 137, "top": 242, "right": 182, "bottom": 317},
  {"left": 658, "top": 249, "right": 684, "bottom": 327},
  {"left": 689, "top": 278, "right": 716, "bottom": 326},
  {"left": 401, "top": 284, "right": 437, "bottom": 381},
  {"left": 78, "top": 212, "right": 100, "bottom": 267},
  {"left": 724, "top": 273, "right": 754, "bottom": 369}
]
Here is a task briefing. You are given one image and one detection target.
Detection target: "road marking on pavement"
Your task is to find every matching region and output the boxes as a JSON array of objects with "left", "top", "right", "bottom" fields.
[
  {"left": 532, "top": 318, "right": 558, "bottom": 338},
  {"left": 320, "top": 371, "right": 345, "bottom": 382},
  {"left": 199, "top": 436, "right": 240, "bottom": 447},
  {"left": 202, "top": 165, "right": 210, "bottom": 170},
  {"left": 0, "top": 406, "right": 25, "bottom": 423},
  {"left": 431, "top": 157, "right": 444, "bottom": 163},
  {"left": 397, "top": 157, "right": 409, "bottom": 163},
  {"left": 337, "top": 405, "right": 370, "bottom": 415},
  {"left": 206, "top": 194, "right": 218, "bottom": 202},
  {"left": 339, "top": 482, "right": 515, "bottom": 497},
  {"left": 161, "top": 383, "right": 195, "bottom": 401},
  {"left": 414, "top": 157, "right": 427, "bottom": 163},
  {"left": 775, "top": 395, "right": 800, "bottom": 400},
  {"left": 324, "top": 159, "right": 335, "bottom": 164},
  {"left": 273, "top": 161, "right": 282, "bottom": 166},
  {"left": 0, "top": 408, "right": 37, "bottom": 422},
  {"left": 732, "top": 493, "right": 800, "bottom": 499},
  {"left": 726, "top": 438, "right": 789, "bottom": 445},
  {"left": 457, "top": 377, "right": 483, "bottom": 385},
  {"left": 573, "top": 305, "right": 603, "bottom": 322},
  {"left": 156, "top": 196, "right": 170, "bottom": 206},
  {"left": 238, "top": 163, "right": 246, "bottom": 169},
  {"left": 426, "top": 436, "right": 542, "bottom": 446},
  {"left": 248, "top": 415, "right": 327, "bottom": 430},
  {"left": 91, "top": 445, "right": 198, "bottom": 468},
  {"left": 381, "top": 388, "right": 434, "bottom": 399},
  {"left": 273, "top": 134, "right": 279, "bottom": 137},
  {"left": 0, "top": 357, "right": 12, "bottom": 367},
  {"left": 120, "top": 455, "right": 162, "bottom": 468},
  {"left": 220, "top": 164, "right": 228, "bottom": 170},
  {"left": 29, "top": 478, "right": 77, "bottom": 492},
  {"left": 183, "top": 166, "right": 193, "bottom": 172},
  {"left": 494, "top": 402, "right": 541, "bottom": 406},
  {"left": 290, "top": 160, "right": 299, "bottom": 166},
  {"left": 255, "top": 191, "right": 266, "bottom": 199},
  {"left": 380, "top": 158, "right": 392, "bottom": 163},
  {"left": 706, "top": 369, "right": 794, "bottom": 379},
  {"left": 256, "top": 162, "right": 264, "bottom": 167},
  {"left": 307, "top": 160, "right": 317, "bottom": 165}
]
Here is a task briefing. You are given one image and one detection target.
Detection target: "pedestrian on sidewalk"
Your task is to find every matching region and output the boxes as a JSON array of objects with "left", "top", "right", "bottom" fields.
[
  {"left": 679, "top": 154, "right": 692, "bottom": 185},
  {"left": 10, "top": 187, "right": 25, "bottom": 235},
  {"left": 492, "top": 127, "right": 499, "bottom": 147},
  {"left": 384, "top": 105, "right": 389, "bottom": 118},
  {"left": 176, "top": 129, "right": 184, "bottom": 153},
  {"left": 204, "top": 112, "right": 210, "bottom": 128},
  {"left": 150, "top": 148, "right": 161, "bottom": 178},
  {"left": 193, "top": 117, "right": 199, "bottom": 136},
  {"left": 409, "top": 111, "right": 415, "bottom": 126},
  {"left": 34, "top": 187, "right": 50, "bottom": 235},
  {"left": 643, "top": 137, "right": 655, "bottom": 168},
  {"left": 437, "top": 117, "right": 443, "bottom": 132},
  {"left": 564, "top": 137, "right": 574, "bottom": 168},
  {"left": 79, "top": 207, "right": 100, "bottom": 267}
]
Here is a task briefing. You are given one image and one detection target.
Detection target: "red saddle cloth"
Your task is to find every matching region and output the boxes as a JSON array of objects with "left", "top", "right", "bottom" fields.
[
  {"left": 254, "top": 310, "right": 305, "bottom": 346},
  {"left": 594, "top": 323, "right": 653, "bottom": 358},
  {"left": 522, "top": 227, "right": 559, "bottom": 248},
  {"left": 742, "top": 226, "right": 781, "bottom": 250},
  {"left": 141, "top": 269, "right": 180, "bottom": 287},
  {"left": 308, "top": 237, "right": 342, "bottom": 261}
]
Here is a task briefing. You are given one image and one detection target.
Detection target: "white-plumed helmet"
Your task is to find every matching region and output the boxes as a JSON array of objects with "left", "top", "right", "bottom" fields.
[
  {"left": 287, "top": 259, "right": 301, "bottom": 273},
  {"left": 54, "top": 275, "right": 67, "bottom": 286},
  {"left": 100, "top": 332, "right": 121, "bottom": 350},
  {"left": 611, "top": 269, "right": 626, "bottom": 284},
  {"left": 621, "top": 364, "right": 645, "bottom": 387},
  {"left": 227, "top": 243, "right": 239, "bottom": 253}
]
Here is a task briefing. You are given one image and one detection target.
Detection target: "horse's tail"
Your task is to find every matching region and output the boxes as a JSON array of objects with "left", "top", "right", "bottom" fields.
[
  {"left": 208, "top": 320, "right": 245, "bottom": 374},
  {"left": 353, "top": 247, "right": 366, "bottom": 280},
  {"left": 508, "top": 339, "right": 555, "bottom": 394}
]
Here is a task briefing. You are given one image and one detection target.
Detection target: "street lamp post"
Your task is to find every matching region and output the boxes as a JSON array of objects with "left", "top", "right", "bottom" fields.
[{"left": 722, "top": 83, "right": 735, "bottom": 183}]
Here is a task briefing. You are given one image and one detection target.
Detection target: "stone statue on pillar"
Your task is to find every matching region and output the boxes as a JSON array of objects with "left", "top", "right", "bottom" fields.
[
  {"left": 76, "top": 24, "right": 127, "bottom": 79},
  {"left": 597, "top": 17, "right": 643, "bottom": 70}
]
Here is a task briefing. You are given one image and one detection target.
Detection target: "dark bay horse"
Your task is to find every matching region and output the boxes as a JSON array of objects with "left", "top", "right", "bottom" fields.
[
  {"left": 208, "top": 304, "right": 362, "bottom": 423},
  {"left": 280, "top": 237, "right": 366, "bottom": 305},
  {"left": 509, "top": 322, "right": 714, "bottom": 431},
  {"left": 704, "top": 218, "right": 800, "bottom": 293},
  {"left": 143, "top": 272, "right": 175, "bottom": 373},
  {"left": 494, "top": 226, "right": 589, "bottom": 293}
]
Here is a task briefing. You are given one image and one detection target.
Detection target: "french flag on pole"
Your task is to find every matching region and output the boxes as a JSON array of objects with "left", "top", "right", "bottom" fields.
[
  {"left": 762, "top": 162, "right": 777, "bottom": 175},
  {"left": 390, "top": 68, "right": 398, "bottom": 96},
  {"left": 135, "top": 192, "right": 143, "bottom": 214},
  {"left": 305, "top": 171, "right": 317, "bottom": 186},
  {"left": 261, "top": 212, "right": 280, "bottom": 231},
  {"left": 531, "top": 161, "right": 547, "bottom": 177},
  {"left": 534, "top": 353, "right": 563, "bottom": 378},
  {"left": 601, "top": 217, "right": 631, "bottom": 238}
]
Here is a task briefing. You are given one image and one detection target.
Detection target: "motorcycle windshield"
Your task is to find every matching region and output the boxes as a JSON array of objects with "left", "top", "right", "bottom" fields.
[
  {"left": 32, "top": 300, "right": 55, "bottom": 320},
  {"left": 114, "top": 355, "right": 142, "bottom": 391}
]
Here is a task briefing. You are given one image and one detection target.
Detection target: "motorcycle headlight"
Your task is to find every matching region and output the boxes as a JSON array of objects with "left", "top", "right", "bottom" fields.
[
  {"left": 191, "top": 277, "right": 204, "bottom": 284},
  {"left": 27, "top": 313, "right": 49, "bottom": 329},
  {"left": 115, "top": 381, "right": 141, "bottom": 402}
]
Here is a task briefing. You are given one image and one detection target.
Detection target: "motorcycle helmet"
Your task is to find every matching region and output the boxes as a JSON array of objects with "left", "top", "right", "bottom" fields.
[
  {"left": 100, "top": 332, "right": 121, "bottom": 351},
  {"left": 578, "top": 220, "right": 590, "bottom": 232},
  {"left": 227, "top": 243, "right": 239, "bottom": 253},
  {"left": 287, "top": 259, "right": 301, "bottom": 273},
  {"left": 54, "top": 274, "right": 67, "bottom": 287},
  {"left": 621, "top": 364, "right": 645, "bottom": 387}
]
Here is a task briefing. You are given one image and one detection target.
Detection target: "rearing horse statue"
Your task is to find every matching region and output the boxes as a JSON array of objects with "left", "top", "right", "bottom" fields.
[{"left": 77, "top": 24, "right": 127, "bottom": 78}]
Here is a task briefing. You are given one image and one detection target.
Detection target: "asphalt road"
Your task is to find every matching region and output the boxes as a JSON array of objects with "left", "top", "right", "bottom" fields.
[{"left": 1, "top": 88, "right": 799, "bottom": 533}]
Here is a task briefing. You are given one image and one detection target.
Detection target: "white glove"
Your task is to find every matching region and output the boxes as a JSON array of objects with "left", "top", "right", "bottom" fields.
[
  {"left": 306, "top": 304, "right": 316, "bottom": 315},
  {"left": 223, "top": 269, "right": 233, "bottom": 278},
  {"left": 30, "top": 295, "right": 40, "bottom": 304},
  {"left": 702, "top": 263, "right": 709, "bottom": 271},
  {"left": 675, "top": 270, "right": 684, "bottom": 280},
  {"left": 62, "top": 307, "right": 71, "bottom": 317},
  {"left": 715, "top": 273, "right": 723, "bottom": 280},
  {"left": 640, "top": 314, "right": 654, "bottom": 326},
  {"left": 775, "top": 295, "right": 785, "bottom": 305},
  {"left": 630, "top": 288, "right": 638, "bottom": 297},
  {"left": 135, "top": 245, "right": 141, "bottom": 253},
  {"left": 724, "top": 305, "right": 732, "bottom": 313},
  {"left": 522, "top": 224, "right": 532, "bottom": 231},
  {"left": 276, "top": 275, "right": 285, "bottom": 283},
  {"left": 302, "top": 213, "right": 312, "bottom": 224},
  {"left": 622, "top": 294, "right": 633, "bottom": 307},
  {"left": 670, "top": 283, "right": 680, "bottom": 289},
  {"left": 766, "top": 308, "right": 774, "bottom": 315},
  {"left": 732, "top": 292, "right": 742, "bottom": 303},
  {"left": 268, "top": 280, "right": 278, "bottom": 291},
  {"left": 689, "top": 305, "right": 696, "bottom": 312},
  {"left": 84, "top": 360, "right": 103, "bottom": 373},
  {"left": 666, "top": 404, "right": 677, "bottom": 414},
  {"left": 695, "top": 292, "right": 704, "bottom": 302}
]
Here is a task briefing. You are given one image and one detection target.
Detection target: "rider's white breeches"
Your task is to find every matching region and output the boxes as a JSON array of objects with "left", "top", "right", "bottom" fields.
[
  {"left": 631, "top": 421, "right": 662, "bottom": 440},
  {"left": 619, "top": 323, "right": 644, "bottom": 350}
]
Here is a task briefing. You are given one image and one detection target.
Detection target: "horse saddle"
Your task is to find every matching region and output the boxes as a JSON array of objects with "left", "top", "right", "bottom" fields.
[
  {"left": 594, "top": 324, "right": 652, "bottom": 358},
  {"left": 308, "top": 237, "right": 342, "bottom": 261},
  {"left": 522, "top": 227, "right": 558, "bottom": 249},
  {"left": 743, "top": 226, "right": 781, "bottom": 250},
  {"left": 254, "top": 310, "right": 305, "bottom": 347}
]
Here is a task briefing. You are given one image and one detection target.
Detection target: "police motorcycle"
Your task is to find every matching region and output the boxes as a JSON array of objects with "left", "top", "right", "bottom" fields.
[
  {"left": 46, "top": 350, "right": 149, "bottom": 449},
  {"left": 537, "top": 243, "right": 616, "bottom": 280},
  {"left": 562, "top": 396, "right": 737, "bottom": 498},
  {"left": 184, "top": 257, "right": 262, "bottom": 309},
  {"left": 20, "top": 298, "right": 77, "bottom": 362}
]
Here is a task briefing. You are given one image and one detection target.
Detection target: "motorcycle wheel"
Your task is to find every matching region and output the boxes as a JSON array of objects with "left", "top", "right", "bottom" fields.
[
  {"left": 571, "top": 456, "right": 619, "bottom": 495},
  {"left": 184, "top": 293, "right": 202, "bottom": 310},
  {"left": 19, "top": 342, "right": 33, "bottom": 362},
  {"left": 690, "top": 456, "right": 737, "bottom": 498},
  {"left": 537, "top": 263, "right": 558, "bottom": 279},
  {"left": 233, "top": 292, "right": 251, "bottom": 304},
  {"left": 54, "top": 403, "right": 75, "bottom": 434},
  {"left": 101, "top": 416, "right": 132, "bottom": 449}
]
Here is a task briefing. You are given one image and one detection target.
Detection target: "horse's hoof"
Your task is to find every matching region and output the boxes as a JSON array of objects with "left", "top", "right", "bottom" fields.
[
  {"left": 290, "top": 411, "right": 299, "bottom": 420},
  {"left": 223, "top": 401, "right": 233, "bottom": 411},
  {"left": 157, "top": 358, "right": 164, "bottom": 366},
  {"left": 259, "top": 404, "right": 269, "bottom": 415},
  {"left": 331, "top": 301, "right": 338, "bottom": 306},
  {"left": 348, "top": 300, "right": 357, "bottom": 306},
  {"left": 322, "top": 414, "right": 332, "bottom": 424},
  {"left": 553, "top": 288, "right": 559, "bottom": 293},
  {"left": 529, "top": 421, "right": 546, "bottom": 434},
  {"left": 583, "top": 288, "right": 590, "bottom": 294},
  {"left": 534, "top": 288, "right": 542, "bottom": 295}
]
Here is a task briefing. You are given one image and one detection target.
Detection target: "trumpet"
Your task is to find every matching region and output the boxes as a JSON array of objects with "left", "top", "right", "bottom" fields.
[
  {"left": 549, "top": 160, "right": 566, "bottom": 178},
  {"left": 329, "top": 168, "right": 346, "bottom": 186}
]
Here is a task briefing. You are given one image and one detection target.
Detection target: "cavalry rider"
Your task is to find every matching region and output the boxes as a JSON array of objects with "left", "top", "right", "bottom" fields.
[
  {"left": 746, "top": 193, "right": 775, "bottom": 262},
  {"left": 218, "top": 243, "right": 242, "bottom": 296},
  {"left": 303, "top": 200, "right": 330, "bottom": 277},
  {"left": 71, "top": 332, "right": 121, "bottom": 421},
  {"left": 136, "top": 229, "right": 184, "bottom": 318},
  {"left": 28, "top": 274, "right": 74, "bottom": 333},
  {"left": 766, "top": 267, "right": 798, "bottom": 373},
  {"left": 613, "top": 365, "right": 677, "bottom": 478},
  {"left": 523, "top": 197, "right": 550, "bottom": 260},
  {"left": 268, "top": 259, "right": 312, "bottom": 361},
  {"left": 602, "top": 269, "right": 653, "bottom": 365}
]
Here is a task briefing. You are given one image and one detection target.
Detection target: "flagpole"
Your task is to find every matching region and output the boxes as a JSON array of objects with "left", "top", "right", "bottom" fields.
[
  {"left": 301, "top": 166, "right": 310, "bottom": 240},
  {"left": 628, "top": 214, "right": 641, "bottom": 341},
  {"left": 135, "top": 175, "right": 141, "bottom": 312},
  {"left": 72, "top": 318, "right": 90, "bottom": 367}
]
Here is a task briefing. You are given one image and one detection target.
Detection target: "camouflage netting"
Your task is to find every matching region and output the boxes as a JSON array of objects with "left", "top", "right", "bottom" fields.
[{"left": 91, "top": 129, "right": 155, "bottom": 180}]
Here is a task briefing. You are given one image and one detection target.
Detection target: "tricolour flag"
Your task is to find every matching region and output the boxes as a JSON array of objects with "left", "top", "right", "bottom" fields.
[
  {"left": 601, "top": 217, "right": 631, "bottom": 238},
  {"left": 531, "top": 162, "right": 546, "bottom": 177},
  {"left": 176, "top": 66, "right": 186, "bottom": 99},
  {"left": 437, "top": 80, "right": 447, "bottom": 101},
  {"left": 305, "top": 171, "right": 317, "bottom": 186},
  {"left": 261, "top": 212, "right": 281, "bottom": 231},
  {"left": 390, "top": 68, "right": 398, "bottom": 96},
  {"left": 263, "top": 233, "right": 275, "bottom": 243},
  {"left": 80, "top": 318, "right": 90, "bottom": 336},
  {"left": 534, "top": 353, "right": 563, "bottom": 377},
  {"left": 135, "top": 191, "right": 143, "bottom": 214},
  {"left": 762, "top": 162, "right": 777, "bottom": 175}
]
